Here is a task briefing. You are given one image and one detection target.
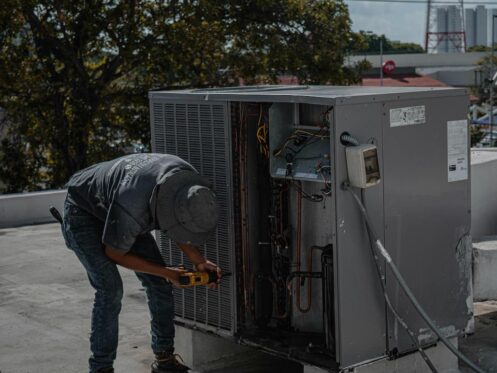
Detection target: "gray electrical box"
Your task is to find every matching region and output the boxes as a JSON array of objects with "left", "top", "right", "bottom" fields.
[
  {"left": 269, "top": 103, "right": 331, "bottom": 182},
  {"left": 149, "top": 85, "right": 472, "bottom": 371}
]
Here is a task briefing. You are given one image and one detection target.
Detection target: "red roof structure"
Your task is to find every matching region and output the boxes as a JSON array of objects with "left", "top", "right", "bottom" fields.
[
  {"left": 361, "top": 73, "right": 447, "bottom": 87},
  {"left": 278, "top": 73, "right": 448, "bottom": 88},
  {"left": 277, "top": 75, "right": 299, "bottom": 85},
  {"left": 272, "top": 73, "right": 478, "bottom": 102},
  {"left": 360, "top": 73, "right": 478, "bottom": 102}
]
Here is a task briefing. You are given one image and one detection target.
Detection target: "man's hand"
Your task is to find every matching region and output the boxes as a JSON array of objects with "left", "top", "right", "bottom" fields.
[
  {"left": 176, "top": 243, "right": 222, "bottom": 289},
  {"left": 195, "top": 260, "right": 222, "bottom": 289},
  {"left": 163, "top": 267, "right": 190, "bottom": 287},
  {"left": 105, "top": 245, "right": 190, "bottom": 287}
]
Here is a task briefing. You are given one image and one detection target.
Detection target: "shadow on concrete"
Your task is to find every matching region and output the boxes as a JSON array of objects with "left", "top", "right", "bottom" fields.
[
  {"left": 198, "top": 350, "right": 303, "bottom": 373},
  {"left": 459, "top": 303, "right": 497, "bottom": 373}
]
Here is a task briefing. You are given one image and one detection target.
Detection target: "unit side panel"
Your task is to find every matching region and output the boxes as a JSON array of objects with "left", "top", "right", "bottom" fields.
[
  {"left": 333, "top": 103, "right": 387, "bottom": 367},
  {"left": 149, "top": 99, "right": 236, "bottom": 335},
  {"left": 382, "top": 95, "right": 471, "bottom": 353}
]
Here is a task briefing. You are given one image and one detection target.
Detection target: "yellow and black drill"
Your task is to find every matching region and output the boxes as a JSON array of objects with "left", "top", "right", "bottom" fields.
[{"left": 178, "top": 271, "right": 232, "bottom": 286}]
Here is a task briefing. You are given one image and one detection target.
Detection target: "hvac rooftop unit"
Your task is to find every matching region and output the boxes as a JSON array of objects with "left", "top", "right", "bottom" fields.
[{"left": 149, "top": 85, "right": 472, "bottom": 371}]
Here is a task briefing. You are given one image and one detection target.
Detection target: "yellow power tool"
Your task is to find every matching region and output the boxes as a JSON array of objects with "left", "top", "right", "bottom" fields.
[{"left": 178, "top": 271, "right": 232, "bottom": 286}]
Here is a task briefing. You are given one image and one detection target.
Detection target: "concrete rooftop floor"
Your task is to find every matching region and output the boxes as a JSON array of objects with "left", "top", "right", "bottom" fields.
[
  {"left": 1, "top": 223, "right": 497, "bottom": 373},
  {"left": 0, "top": 223, "right": 302, "bottom": 373}
]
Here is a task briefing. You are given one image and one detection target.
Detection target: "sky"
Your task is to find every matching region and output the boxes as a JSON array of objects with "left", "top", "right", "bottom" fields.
[
  {"left": 345, "top": 1, "right": 429, "bottom": 45},
  {"left": 345, "top": 1, "right": 497, "bottom": 46}
]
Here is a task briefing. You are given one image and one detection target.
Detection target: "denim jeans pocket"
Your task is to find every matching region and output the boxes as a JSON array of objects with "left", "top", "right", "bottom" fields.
[
  {"left": 63, "top": 204, "right": 104, "bottom": 253},
  {"left": 65, "top": 205, "right": 99, "bottom": 229}
]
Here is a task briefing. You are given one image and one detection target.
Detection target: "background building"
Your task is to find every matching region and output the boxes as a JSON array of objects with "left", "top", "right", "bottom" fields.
[
  {"left": 466, "top": 6, "right": 487, "bottom": 49},
  {"left": 466, "top": 8, "right": 476, "bottom": 48},
  {"left": 448, "top": 5, "right": 463, "bottom": 53},
  {"left": 437, "top": 7, "right": 449, "bottom": 53},
  {"left": 488, "top": 8, "right": 497, "bottom": 47},
  {"left": 436, "top": 5, "right": 464, "bottom": 53},
  {"left": 463, "top": 6, "right": 497, "bottom": 49},
  {"left": 434, "top": 5, "right": 497, "bottom": 52},
  {"left": 477, "top": 6, "right": 488, "bottom": 46}
]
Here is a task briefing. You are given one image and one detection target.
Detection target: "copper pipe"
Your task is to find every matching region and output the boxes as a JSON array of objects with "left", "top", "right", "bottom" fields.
[
  {"left": 278, "top": 185, "right": 289, "bottom": 249},
  {"left": 267, "top": 276, "right": 289, "bottom": 319},
  {"left": 295, "top": 182, "right": 312, "bottom": 313},
  {"left": 296, "top": 183, "right": 302, "bottom": 269},
  {"left": 302, "top": 246, "right": 323, "bottom": 313}
]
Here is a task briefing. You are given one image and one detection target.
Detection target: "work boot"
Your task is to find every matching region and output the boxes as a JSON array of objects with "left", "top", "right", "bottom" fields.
[
  {"left": 95, "top": 368, "right": 114, "bottom": 373},
  {"left": 151, "top": 349, "right": 190, "bottom": 372}
]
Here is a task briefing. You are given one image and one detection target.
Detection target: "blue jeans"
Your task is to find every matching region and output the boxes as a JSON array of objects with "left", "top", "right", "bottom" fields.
[{"left": 62, "top": 200, "right": 175, "bottom": 372}]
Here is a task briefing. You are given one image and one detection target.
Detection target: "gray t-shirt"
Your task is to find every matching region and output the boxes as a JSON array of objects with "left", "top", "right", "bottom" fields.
[{"left": 66, "top": 153, "right": 195, "bottom": 252}]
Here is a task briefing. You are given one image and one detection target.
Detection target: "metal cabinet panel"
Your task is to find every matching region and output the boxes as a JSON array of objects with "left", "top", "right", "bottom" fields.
[
  {"left": 150, "top": 99, "right": 236, "bottom": 335},
  {"left": 333, "top": 103, "right": 387, "bottom": 368},
  {"left": 382, "top": 96, "right": 472, "bottom": 353}
]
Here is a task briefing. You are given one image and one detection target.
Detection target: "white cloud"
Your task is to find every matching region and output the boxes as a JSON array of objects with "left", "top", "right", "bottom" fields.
[{"left": 345, "top": 2, "right": 426, "bottom": 45}]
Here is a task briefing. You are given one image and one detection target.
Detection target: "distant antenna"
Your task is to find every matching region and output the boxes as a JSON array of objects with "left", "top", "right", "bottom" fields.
[{"left": 425, "top": 0, "right": 466, "bottom": 53}]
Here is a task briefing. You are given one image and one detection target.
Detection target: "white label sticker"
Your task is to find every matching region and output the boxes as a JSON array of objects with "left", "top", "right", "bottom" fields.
[
  {"left": 390, "top": 106, "right": 426, "bottom": 127},
  {"left": 447, "top": 120, "right": 468, "bottom": 182}
]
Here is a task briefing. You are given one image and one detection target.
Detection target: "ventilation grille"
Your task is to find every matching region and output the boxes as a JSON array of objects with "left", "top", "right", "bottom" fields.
[{"left": 151, "top": 101, "right": 234, "bottom": 333}]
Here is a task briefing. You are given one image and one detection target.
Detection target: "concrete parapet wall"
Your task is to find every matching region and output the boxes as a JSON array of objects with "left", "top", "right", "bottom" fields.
[
  {"left": 0, "top": 189, "right": 66, "bottom": 228},
  {"left": 471, "top": 149, "right": 497, "bottom": 239},
  {"left": 348, "top": 52, "right": 487, "bottom": 68},
  {"left": 473, "top": 237, "right": 497, "bottom": 301}
]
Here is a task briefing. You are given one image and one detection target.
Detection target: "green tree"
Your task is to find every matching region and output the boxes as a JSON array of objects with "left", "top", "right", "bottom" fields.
[
  {"left": 390, "top": 41, "right": 424, "bottom": 53},
  {"left": 476, "top": 54, "right": 497, "bottom": 102},
  {"left": 470, "top": 125, "right": 485, "bottom": 147},
  {"left": 476, "top": 54, "right": 497, "bottom": 70},
  {"left": 357, "top": 31, "right": 424, "bottom": 54},
  {"left": 0, "top": 0, "right": 366, "bottom": 192},
  {"left": 468, "top": 45, "right": 491, "bottom": 52}
]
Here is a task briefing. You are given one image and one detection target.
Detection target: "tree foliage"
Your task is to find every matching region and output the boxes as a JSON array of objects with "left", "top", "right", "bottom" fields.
[
  {"left": 468, "top": 45, "right": 492, "bottom": 52},
  {"left": 470, "top": 125, "right": 485, "bottom": 147},
  {"left": 476, "top": 54, "right": 497, "bottom": 69},
  {"left": 476, "top": 54, "right": 497, "bottom": 102},
  {"left": 0, "top": 0, "right": 366, "bottom": 192},
  {"left": 357, "top": 30, "right": 424, "bottom": 54}
]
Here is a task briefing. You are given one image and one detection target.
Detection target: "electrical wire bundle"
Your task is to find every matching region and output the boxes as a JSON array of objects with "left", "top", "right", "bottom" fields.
[
  {"left": 273, "top": 128, "right": 329, "bottom": 161},
  {"left": 272, "top": 127, "right": 331, "bottom": 202},
  {"left": 316, "top": 161, "right": 332, "bottom": 196},
  {"left": 256, "top": 105, "right": 269, "bottom": 157}
]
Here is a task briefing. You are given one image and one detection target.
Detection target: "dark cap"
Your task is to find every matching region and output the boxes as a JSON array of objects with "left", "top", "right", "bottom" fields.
[{"left": 155, "top": 169, "right": 219, "bottom": 245}]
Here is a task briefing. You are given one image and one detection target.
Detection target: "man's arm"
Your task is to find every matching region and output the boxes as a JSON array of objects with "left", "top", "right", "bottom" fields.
[
  {"left": 105, "top": 245, "right": 186, "bottom": 286},
  {"left": 176, "top": 242, "right": 208, "bottom": 266},
  {"left": 176, "top": 243, "right": 222, "bottom": 289}
]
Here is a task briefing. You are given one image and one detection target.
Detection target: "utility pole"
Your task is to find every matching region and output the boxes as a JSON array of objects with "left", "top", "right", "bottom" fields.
[
  {"left": 491, "top": 14, "right": 497, "bottom": 147},
  {"left": 380, "top": 39, "right": 384, "bottom": 86},
  {"left": 425, "top": 0, "right": 432, "bottom": 51}
]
